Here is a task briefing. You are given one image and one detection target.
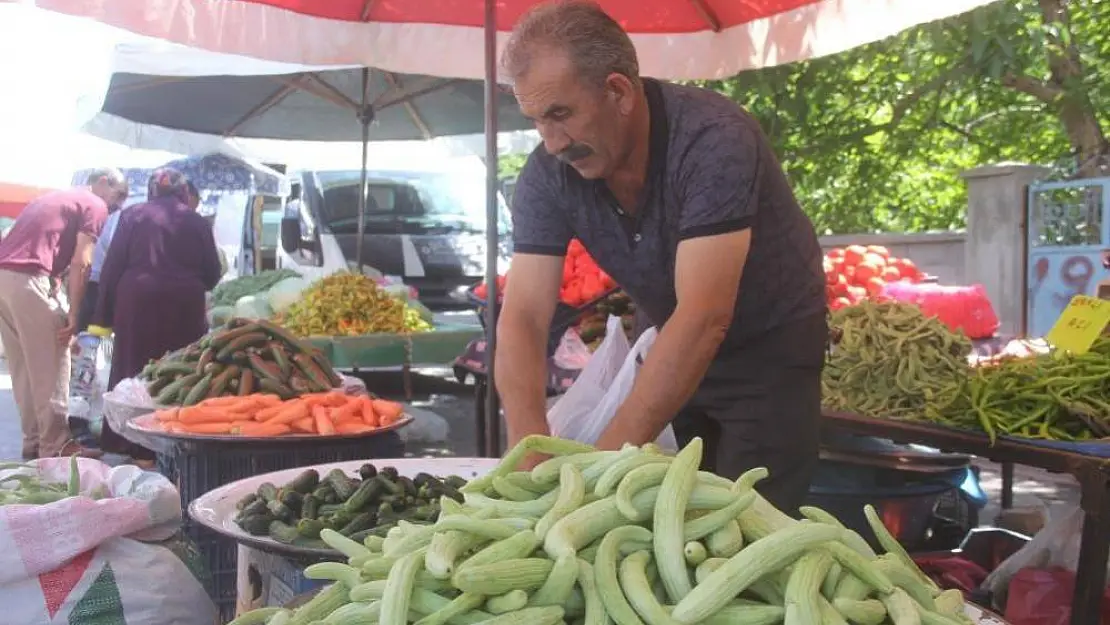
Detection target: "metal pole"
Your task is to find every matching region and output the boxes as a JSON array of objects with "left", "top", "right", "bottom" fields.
[
  {"left": 356, "top": 67, "right": 372, "bottom": 270},
  {"left": 482, "top": 0, "right": 502, "bottom": 458}
]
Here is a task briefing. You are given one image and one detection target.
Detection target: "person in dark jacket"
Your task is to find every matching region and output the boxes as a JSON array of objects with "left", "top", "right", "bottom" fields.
[{"left": 93, "top": 167, "right": 222, "bottom": 462}]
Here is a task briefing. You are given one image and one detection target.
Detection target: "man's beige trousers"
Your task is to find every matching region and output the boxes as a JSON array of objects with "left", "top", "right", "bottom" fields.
[{"left": 0, "top": 269, "right": 71, "bottom": 457}]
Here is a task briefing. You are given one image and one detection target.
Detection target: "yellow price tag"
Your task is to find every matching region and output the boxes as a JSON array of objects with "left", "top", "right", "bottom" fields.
[{"left": 1044, "top": 295, "right": 1110, "bottom": 354}]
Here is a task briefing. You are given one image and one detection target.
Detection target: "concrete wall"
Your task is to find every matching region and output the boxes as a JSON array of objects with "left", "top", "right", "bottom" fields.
[{"left": 819, "top": 232, "right": 967, "bottom": 285}]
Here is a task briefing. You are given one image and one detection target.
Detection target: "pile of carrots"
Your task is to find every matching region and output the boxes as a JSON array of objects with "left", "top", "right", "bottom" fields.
[{"left": 152, "top": 392, "right": 406, "bottom": 437}]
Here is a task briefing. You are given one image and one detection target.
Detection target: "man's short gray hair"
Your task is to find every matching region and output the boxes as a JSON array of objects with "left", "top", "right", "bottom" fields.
[
  {"left": 84, "top": 167, "right": 125, "bottom": 187},
  {"left": 501, "top": 1, "right": 639, "bottom": 89}
]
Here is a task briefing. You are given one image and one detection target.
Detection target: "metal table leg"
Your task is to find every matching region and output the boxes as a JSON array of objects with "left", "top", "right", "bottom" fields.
[
  {"left": 1069, "top": 466, "right": 1110, "bottom": 625},
  {"left": 474, "top": 376, "right": 489, "bottom": 457},
  {"left": 1000, "top": 462, "right": 1015, "bottom": 509}
]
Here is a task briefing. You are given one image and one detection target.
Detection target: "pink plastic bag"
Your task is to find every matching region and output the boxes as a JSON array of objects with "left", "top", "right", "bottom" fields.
[
  {"left": 1005, "top": 566, "right": 1110, "bottom": 625},
  {"left": 882, "top": 282, "right": 1000, "bottom": 339}
]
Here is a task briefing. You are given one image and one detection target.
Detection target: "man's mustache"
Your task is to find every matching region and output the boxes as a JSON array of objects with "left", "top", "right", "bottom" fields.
[{"left": 556, "top": 143, "right": 594, "bottom": 164}]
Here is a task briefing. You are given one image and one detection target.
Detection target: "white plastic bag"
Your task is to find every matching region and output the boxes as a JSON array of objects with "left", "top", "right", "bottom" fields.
[
  {"left": 983, "top": 503, "right": 1100, "bottom": 606},
  {"left": 547, "top": 316, "right": 678, "bottom": 451}
]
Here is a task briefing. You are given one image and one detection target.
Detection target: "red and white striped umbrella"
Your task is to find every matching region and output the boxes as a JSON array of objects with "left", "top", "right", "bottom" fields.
[{"left": 22, "top": 0, "right": 997, "bottom": 80}]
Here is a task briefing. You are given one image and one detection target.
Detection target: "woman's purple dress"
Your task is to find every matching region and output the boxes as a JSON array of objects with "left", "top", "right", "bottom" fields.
[{"left": 93, "top": 196, "right": 221, "bottom": 457}]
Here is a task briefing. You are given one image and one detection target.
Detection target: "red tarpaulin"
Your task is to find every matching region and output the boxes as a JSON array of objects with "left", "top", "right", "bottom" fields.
[
  {"left": 21, "top": 0, "right": 999, "bottom": 80},
  {"left": 0, "top": 181, "right": 53, "bottom": 219}
]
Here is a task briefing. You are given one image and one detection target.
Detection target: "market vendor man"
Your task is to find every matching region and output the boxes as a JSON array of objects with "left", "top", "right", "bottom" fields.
[{"left": 494, "top": 0, "right": 828, "bottom": 513}]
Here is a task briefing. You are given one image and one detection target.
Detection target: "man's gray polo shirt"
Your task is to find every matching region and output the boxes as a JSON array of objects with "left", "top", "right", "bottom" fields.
[{"left": 510, "top": 79, "right": 826, "bottom": 348}]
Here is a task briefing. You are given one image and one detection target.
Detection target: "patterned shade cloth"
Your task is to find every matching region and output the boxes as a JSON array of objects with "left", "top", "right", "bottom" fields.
[{"left": 72, "top": 152, "right": 288, "bottom": 198}]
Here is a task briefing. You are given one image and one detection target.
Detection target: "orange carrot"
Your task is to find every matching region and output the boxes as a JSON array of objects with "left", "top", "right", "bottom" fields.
[
  {"left": 303, "top": 391, "right": 348, "bottom": 407},
  {"left": 372, "top": 399, "right": 404, "bottom": 420},
  {"left": 233, "top": 421, "right": 292, "bottom": 437},
  {"left": 155, "top": 408, "right": 180, "bottom": 422},
  {"left": 372, "top": 399, "right": 404, "bottom": 425},
  {"left": 179, "top": 422, "right": 235, "bottom": 434},
  {"left": 331, "top": 398, "right": 362, "bottom": 422},
  {"left": 314, "top": 407, "right": 336, "bottom": 435},
  {"left": 254, "top": 394, "right": 284, "bottom": 406},
  {"left": 358, "top": 397, "right": 379, "bottom": 427},
  {"left": 333, "top": 415, "right": 363, "bottom": 428},
  {"left": 336, "top": 422, "right": 375, "bottom": 435},
  {"left": 253, "top": 402, "right": 288, "bottom": 422},
  {"left": 266, "top": 400, "right": 310, "bottom": 425},
  {"left": 178, "top": 407, "right": 236, "bottom": 424},
  {"left": 162, "top": 421, "right": 186, "bottom": 433},
  {"left": 291, "top": 417, "right": 316, "bottom": 434},
  {"left": 197, "top": 396, "right": 246, "bottom": 407}
]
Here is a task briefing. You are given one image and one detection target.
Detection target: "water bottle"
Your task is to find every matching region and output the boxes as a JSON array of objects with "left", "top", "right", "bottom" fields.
[{"left": 69, "top": 325, "right": 110, "bottom": 419}]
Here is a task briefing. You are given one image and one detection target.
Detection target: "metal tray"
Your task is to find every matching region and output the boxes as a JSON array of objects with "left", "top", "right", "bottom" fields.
[{"left": 187, "top": 457, "right": 499, "bottom": 559}]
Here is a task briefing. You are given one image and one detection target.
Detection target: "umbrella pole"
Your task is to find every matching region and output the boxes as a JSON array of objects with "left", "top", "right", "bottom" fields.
[
  {"left": 482, "top": 0, "right": 502, "bottom": 458},
  {"left": 356, "top": 67, "right": 372, "bottom": 271}
]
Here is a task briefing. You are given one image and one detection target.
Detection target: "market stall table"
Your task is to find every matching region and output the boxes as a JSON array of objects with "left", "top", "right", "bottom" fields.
[{"left": 822, "top": 409, "right": 1110, "bottom": 625}]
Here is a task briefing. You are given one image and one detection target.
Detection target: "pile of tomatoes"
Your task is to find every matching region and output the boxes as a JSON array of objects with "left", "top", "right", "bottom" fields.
[
  {"left": 473, "top": 239, "right": 617, "bottom": 307},
  {"left": 825, "top": 244, "right": 924, "bottom": 311}
]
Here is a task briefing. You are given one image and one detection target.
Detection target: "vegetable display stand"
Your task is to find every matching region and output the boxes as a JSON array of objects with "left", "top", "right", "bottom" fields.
[
  {"left": 188, "top": 458, "right": 498, "bottom": 616},
  {"left": 823, "top": 409, "right": 1110, "bottom": 625},
  {"left": 147, "top": 428, "right": 407, "bottom": 621},
  {"left": 323, "top": 323, "right": 481, "bottom": 370}
]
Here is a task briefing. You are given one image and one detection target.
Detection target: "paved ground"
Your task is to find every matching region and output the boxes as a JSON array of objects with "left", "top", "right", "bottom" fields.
[{"left": 0, "top": 315, "right": 1082, "bottom": 537}]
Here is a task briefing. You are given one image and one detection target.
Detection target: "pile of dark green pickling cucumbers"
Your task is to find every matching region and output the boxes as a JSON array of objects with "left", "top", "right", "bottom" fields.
[{"left": 235, "top": 463, "right": 468, "bottom": 549}]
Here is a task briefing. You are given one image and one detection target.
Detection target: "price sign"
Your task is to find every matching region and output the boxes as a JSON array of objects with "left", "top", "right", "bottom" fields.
[{"left": 1044, "top": 295, "right": 1110, "bottom": 354}]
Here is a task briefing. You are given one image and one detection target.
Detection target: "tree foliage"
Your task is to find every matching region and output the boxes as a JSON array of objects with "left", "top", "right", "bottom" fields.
[{"left": 499, "top": 0, "right": 1108, "bottom": 235}]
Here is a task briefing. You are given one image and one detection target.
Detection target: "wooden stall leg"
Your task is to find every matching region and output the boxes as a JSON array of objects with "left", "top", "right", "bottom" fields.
[
  {"left": 1001, "top": 462, "right": 1015, "bottom": 510},
  {"left": 1069, "top": 468, "right": 1110, "bottom": 625},
  {"left": 474, "top": 376, "right": 489, "bottom": 458}
]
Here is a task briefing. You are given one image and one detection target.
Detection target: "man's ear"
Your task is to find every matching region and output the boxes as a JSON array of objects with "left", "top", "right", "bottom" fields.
[{"left": 605, "top": 73, "right": 637, "bottom": 115}]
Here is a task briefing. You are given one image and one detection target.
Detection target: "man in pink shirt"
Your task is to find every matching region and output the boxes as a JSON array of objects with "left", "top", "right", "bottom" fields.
[{"left": 0, "top": 168, "right": 127, "bottom": 459}]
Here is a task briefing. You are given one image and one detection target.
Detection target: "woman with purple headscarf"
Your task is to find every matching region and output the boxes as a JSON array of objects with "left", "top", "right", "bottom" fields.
[{"left": 93, "top": 167, "right": 222, "bottom": 461}]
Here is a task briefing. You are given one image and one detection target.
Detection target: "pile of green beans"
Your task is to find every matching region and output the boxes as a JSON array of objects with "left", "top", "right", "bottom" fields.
[
  {"left": 930, "top": 337, "right": 1110, "bottom": 443},
  {"left": 822, "top": 301, "right": 973, "bottom": 419}
]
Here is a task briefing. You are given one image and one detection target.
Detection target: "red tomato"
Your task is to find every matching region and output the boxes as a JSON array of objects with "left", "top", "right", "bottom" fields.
[
  {"left": 847, "top": 286, "right": 868, "bottom": 302},
  {"left": 826, "top": 248, "right": 845, "bottom": 260},
  {"left": 843, "top": 245, "right": 868, "bottom": 265},
  {"left": 830, "top": 296, "right": 852, "bottom": 311},
  {"left": 831, "top": 278, "right": 850, "bottom": 297},
  {"left": 853, "top": 262, "right": 882, "bottom": 283},
  {"left": 881, "top": 266, "right": 901, "bottom": 282},
  {"left": 865, "top": 276, "right": 886, "bottom": 297},
  {"left": 862, "top": 252, "right": 887, "bottom": 267},
  {"left": 897, "top": 258, "right": 922, "bottom": 281},
  {"left": 866, "top": 245, "right": 891, "bottom": 259}
]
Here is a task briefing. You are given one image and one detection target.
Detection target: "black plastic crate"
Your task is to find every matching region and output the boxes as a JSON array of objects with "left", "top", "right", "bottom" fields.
[{"left": 161, "top": 432, "right": 405, "bottom": 621}]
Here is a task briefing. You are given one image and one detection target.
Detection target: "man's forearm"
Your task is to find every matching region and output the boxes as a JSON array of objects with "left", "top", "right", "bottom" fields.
[
  {"left": 594, "top": 311, "right": 727, "bottom": 448},
  {"left": 494, "top": 315, "right": 553, "bottom": 442},
  {"left": 67, "top": 262, "right": 90, "bottom": 324}
]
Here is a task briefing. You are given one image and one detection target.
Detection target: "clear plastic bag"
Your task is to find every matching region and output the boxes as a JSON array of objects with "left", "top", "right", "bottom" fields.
[
  {"left": 985, "top": 503, "right": 1107, "bottom": 610},
  {"left": 546, "top": 316, "right": 677, "bottom": 451},
  {"left": 552, "top": 328, "right": 593, "bottom": 371}
]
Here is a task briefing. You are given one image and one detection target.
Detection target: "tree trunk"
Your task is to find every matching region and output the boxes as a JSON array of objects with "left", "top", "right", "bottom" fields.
[{"left": 1003, "top": 0, "right": 1108, "bottom": 177}]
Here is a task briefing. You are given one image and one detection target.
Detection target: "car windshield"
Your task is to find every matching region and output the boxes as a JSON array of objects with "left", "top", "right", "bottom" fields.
[{"left": 315, "top": 170, "right": 510, "bottom": 235}]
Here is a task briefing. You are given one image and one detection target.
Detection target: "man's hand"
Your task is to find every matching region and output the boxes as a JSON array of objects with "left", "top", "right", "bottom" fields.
[
  {"left": 593, "top": 229, "right": 752, "bottom": 448},
  {"left": 57, "top": 317, "right": 76, "bottom": 346}
]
